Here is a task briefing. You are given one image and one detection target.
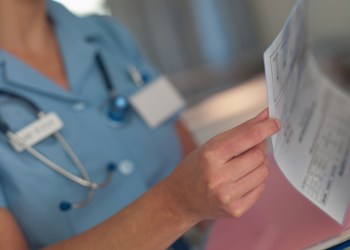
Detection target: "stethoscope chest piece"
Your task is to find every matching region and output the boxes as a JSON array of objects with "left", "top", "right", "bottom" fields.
[{"left": 105, "top": 94, "right": 131, "bottom": 129}]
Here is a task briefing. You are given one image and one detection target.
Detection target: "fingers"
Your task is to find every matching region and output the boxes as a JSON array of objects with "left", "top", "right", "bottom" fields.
[
  {"left": 233, "top": 159, "right": 269, "bottom": 198},
  {"left": 227, "top": 183, "right": 266, "bottom": 217},
  {"left": 242, "top": 108, "right": 269, "bottom": 126},
  {"left": 226, "top": 140, "right": 268, "bottom": 182},
  {"left": 179, "top": 108, "right": 275, "bottom": 220},
  {"left": 219, "top": 118, "right": 279, "bottom": 162},
  {"left": 215, "top": 159, "right": 269, "bottom": 206}
]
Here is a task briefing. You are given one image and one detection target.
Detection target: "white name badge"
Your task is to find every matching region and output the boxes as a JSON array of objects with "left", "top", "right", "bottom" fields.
[
  {"left": 130, "top": 76, "right": 185, "bottom": 128},
  {"left": 10, "top": 112, "right": 63, "bottom": 153}
]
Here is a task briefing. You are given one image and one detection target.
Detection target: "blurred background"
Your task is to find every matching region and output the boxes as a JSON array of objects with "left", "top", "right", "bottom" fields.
[
  {"left": 54, "top": 0, "right": 350, "bottom": 105},
  {"left": 53, "top": 1, "right": 350, "bottom": 249},
  {"left": 54, "top": 0, "right": 350, "bottom": 146}
]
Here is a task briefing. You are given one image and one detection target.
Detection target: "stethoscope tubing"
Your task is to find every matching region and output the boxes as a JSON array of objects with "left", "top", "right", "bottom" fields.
[
  {"left": 0, "top": 89, "right": 40, "bottom": 113},
  {"left": 7, "top": 130, "right": 105, "bottom": 189},
  {"left": 0, "top": 51, "right": 144, "bottom": 210}
]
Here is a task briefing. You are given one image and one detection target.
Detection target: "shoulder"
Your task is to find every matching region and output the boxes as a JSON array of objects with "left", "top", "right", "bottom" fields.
[
  {"left": 47, "top": 1, "right": 156, "bottom": 73},
  {"left": 83, "top": 15, "right": 136, "bottom": 50},
  {"left": 80, "top": 15, "right": 142, "bottom": 62},
  {"left": 84, "top": 15, "right": 128, "bottom": 38},
  {"left": 48, "top": 1, "right": 136, "bottom": 54}
]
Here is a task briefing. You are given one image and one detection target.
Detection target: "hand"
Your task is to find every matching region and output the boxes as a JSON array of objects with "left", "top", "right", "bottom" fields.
[{"left": 165, "top": 109, "right": 280, "bottom": 222}]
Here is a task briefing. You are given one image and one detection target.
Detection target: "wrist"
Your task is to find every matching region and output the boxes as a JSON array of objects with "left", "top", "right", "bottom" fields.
[{"left": 156, "top": 175, "right": 202, "bottom": 229}]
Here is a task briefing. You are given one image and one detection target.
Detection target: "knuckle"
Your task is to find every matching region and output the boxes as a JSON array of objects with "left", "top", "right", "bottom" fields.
[
  {"left": 203, "top": 169, "right": 225, "bottom": 191},
  {"left": 206, "top": 174, "right": 220, "bottom": 191},
  {"left": 216, "top": 190, "right": 231, "bottom": 206},
  {"left": 200, "top": 143, "right": 216, "bottom": 163},
  {"left": 258, "top": 165, "right": 269, "bottom": 180},
  {"left": 252, "top": 149, "right": 264, "bottom": 164},
  {"left": 248, "top": 127, "right": 263, "bottom": 144},
  {"left": 227, "top": 204, "right": 244, "bottom": 218}
]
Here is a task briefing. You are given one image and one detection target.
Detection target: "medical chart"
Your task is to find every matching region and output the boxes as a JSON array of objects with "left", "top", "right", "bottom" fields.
[{"left": 264, "top": 0, "right": 350, "bottom": 224}]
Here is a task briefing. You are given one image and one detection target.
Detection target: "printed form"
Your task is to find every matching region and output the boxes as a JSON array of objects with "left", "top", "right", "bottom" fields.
[{"left": 264, "top": 0, "right": 350, "bottom": 223}]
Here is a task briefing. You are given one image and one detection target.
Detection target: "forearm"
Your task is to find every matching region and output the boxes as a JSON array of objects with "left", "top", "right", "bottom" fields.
[
  {"left": 0, "top": 209, "right": 28, "bottom": 250},
  {"left": 45, "top": 178, "right": 198, "bottom": 250},
  {"left": 36, "top": 110, "right": 279, "bottom": 250}
]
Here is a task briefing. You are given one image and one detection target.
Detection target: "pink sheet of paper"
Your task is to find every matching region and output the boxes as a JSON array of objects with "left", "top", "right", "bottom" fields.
[{"left": 205, "top": 156, "right": 350, "bottom": 250}]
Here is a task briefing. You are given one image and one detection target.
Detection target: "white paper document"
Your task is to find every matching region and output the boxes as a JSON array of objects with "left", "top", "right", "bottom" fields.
[{"left": 264, "top": 0, "right": 350, "bottom": 223}]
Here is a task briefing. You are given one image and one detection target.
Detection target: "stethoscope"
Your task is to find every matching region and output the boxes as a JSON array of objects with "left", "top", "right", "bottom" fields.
[
  {"left": 95, "top": 53, "right": 149, "bottom": 125},
  {"left": 0, "top": 53, "right": 150, "bottom": 211}
]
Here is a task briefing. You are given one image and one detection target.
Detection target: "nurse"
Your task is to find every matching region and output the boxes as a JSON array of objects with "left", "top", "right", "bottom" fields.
[{"left": 0, "top": 0, "right": 280, "bottom": 249}]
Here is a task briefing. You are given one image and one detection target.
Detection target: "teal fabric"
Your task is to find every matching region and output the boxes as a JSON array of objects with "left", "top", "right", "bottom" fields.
[{"left": 0, "top": 1, "right": 182, "bottom": 248}]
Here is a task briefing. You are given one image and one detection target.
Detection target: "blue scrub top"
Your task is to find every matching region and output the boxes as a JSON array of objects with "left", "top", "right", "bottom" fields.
[{"left": 0, "top": 1, "right": 182, "bottom": 248}]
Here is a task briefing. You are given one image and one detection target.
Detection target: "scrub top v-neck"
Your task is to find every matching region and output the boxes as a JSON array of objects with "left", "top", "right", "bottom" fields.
[{"left": 0, "top": 1, "right": 182, "bottom": 248}]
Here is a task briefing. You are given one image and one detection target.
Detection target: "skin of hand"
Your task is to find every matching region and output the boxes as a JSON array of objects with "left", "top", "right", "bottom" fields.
[
  {"left": 0, "top": 108, "right": 279, "bottom": 250},
  {"left": 47, "top": 108, "right": 280, "bottom": 250},
  {"left": 0, "top": 0, "right": 281, "bottom": 248},
  {"left": 163, "top": 108, "right": 279, "bottom": 222}
]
